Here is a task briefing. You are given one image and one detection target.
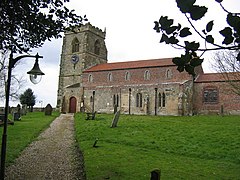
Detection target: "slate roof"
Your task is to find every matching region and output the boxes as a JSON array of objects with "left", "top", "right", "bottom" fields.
[
  {"left": 195, "top": 72, "right": 240, "bottom": 83},
  {"left": 84, "top": 58, "right": 174, "bottom": 72}
]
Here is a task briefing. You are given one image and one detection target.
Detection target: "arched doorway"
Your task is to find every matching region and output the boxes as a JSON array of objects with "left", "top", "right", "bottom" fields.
[{"left": 69, "top": 97, "right": 77, "bottom": 113}]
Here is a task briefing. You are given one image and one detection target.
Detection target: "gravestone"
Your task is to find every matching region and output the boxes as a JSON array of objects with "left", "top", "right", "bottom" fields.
[
  {"left": 21, "top": 104, "right": 27, "bottom": 116},
  {"left": 150, "top": 169, "right": 161, "bottom": 180},
  {"left": 45, "top": 104, "right": 53, "bottom": 116},
  {"left": 113, "top": 104, "right": 117, "bottom": 114},
  {"left": 111, "top": 110, "right": 120, "bottom": 128},
  {"left": 13, "top": 104, "right": 21, "bottom": 121}
]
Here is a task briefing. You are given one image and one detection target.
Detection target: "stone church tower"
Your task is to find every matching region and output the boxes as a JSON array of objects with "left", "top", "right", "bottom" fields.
[{"left": 57, "top": 23, "right": 107, "bottom": 113}]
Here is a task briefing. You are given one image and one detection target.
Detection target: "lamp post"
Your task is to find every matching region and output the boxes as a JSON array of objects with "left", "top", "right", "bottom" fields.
[{"left": 0, "top": 51, "right": 44, "bottom": 179}]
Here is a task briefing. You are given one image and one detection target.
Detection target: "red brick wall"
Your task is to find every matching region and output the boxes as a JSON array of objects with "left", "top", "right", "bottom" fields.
[
  {"left": 194, "top": 81, "right": 240, "bottom": 115},
  {"left": 83, "top": 66, "right": 192, "bottom": 88}
]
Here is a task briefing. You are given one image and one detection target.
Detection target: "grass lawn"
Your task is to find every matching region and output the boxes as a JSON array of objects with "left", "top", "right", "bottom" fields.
[
  {"left": 0, "top": 111, "right": 59, "bottom": 166},
  {"left": 74, "top": 113, "right": 240, "bottom": 180}
]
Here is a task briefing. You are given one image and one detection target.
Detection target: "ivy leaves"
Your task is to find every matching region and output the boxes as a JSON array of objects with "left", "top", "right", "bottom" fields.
[{"left": 154, "top": 0, "right": 240, "bottom": 76}]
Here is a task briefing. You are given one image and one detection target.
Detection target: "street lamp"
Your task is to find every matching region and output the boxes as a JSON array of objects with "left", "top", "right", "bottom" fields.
[{"left": 0, "top": 51, "right": 44, "bottom": 179}]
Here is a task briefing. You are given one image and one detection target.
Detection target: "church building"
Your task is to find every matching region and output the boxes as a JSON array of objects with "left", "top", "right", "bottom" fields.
[{"left": 57, "top": 23, "right": 240, "bottom": 115}]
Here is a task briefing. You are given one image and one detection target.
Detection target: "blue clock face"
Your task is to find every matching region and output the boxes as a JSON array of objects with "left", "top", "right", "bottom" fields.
[{"left": 71, "top": 55, "right": 79, "bottom": 64}]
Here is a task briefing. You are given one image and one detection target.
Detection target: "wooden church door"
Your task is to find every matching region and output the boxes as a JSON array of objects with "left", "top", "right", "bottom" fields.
[{"left": 69, "top": 97, "right": 77, "bottom": 113}]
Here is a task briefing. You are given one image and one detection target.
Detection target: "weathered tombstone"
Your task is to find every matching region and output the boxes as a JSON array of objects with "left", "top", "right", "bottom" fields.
[
  {"left": 21, "top": 104, "right": 27, "bottom": 116},
  {"left": 113, "top": 104, "right": 117, "bottom": 114},
  {"left": 45, "top": 104, "right": 53, "bottom": 116},
  {"left": 17, "top": 104, "right": 21, "bottom": 113},
  {"left": 111, "top": 110, "right": 120, "bottom": 128},
  {"left": 13, "top": 104, "right": 21, "bottom": 121},
  {"left": 150, "top": 169, "right": 161, "bottom": 180}
]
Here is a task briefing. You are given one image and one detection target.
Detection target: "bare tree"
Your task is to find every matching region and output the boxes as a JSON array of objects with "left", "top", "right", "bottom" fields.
[
  {"left": 212, "top": 50, "right": 240, "bottom": 96},
  {"left": 0, "top": 51, "right": 26, "bottom": 101}
]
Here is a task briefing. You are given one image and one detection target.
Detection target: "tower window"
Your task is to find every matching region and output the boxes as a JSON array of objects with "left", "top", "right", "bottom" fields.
[
  {"left": 72, "top": 37, "right": 80, "bottom": 53},
  {"left": 94, "top": 40, "right": 101, "bottom": 55},
  {"left": 144, "top": 70, "right": 150, "bottom": 80}
]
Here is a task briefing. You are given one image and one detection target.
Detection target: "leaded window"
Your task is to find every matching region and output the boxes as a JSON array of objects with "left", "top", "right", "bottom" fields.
[{"left": 203, "top": 88, "right": 218, "bottom": 103}]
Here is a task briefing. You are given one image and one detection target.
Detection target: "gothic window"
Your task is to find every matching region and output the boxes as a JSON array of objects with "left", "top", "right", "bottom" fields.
[
  {"left": 113, "top": 94, "right": 119, "bottom": 107},
  {"left": 72, "top": 37, "right": 80, "bottom": 53},
  {"left": 158, "top": 92, "right": 166, "bottom": 108},
  {"left": 117, "top": 95, "right": 119, "bottom": 107},
  {"left": 88, "top": 74, "right": 93, "bottom": 82},
  {"left": 108, "top": 72, "right": 113, "bottom": 81},
  {"left": 203, "top": 88, "right": 218, "bottom": 103},
  {"left": 125, "top": 71, "right": 130, "bottom": 81},
  {"left": 166, "top": 69, "right": 172, "bottom": 79},
  {"left": 158, "top": 93, "right": 162, "bottom": 107},
  {"left": 94, "top": 40, "right": 101, "bottom": 55},
  {"left": 113, "top": 94, "right": 116, "bottom": 106},
  {"left": 162, "top": 92, "right": 166, "bottom": 107},
  {"left": 136, "top": 93, "right": 143, "bottom": 107},
  {"left": 144, "top": 70, "right": 150, "bottom": 80}
]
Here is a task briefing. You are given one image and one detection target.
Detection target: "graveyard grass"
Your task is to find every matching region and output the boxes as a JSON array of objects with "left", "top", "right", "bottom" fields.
[
  {"left": 74, "top": 113, "right": 240, "bottom": 179},
  {"left": 0, "top": 112, "right": 59, "bottom": 166}
]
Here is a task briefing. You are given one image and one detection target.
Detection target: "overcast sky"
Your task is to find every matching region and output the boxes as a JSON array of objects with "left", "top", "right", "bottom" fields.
[{"left": 2, "top": 0, "right": 239, "bottom": 108}]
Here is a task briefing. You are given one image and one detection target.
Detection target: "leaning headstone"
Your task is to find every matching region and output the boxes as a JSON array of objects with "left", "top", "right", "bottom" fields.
[
  {"left": 111, "top": 110, "right": 120, "bottom": 128},
  {"left": 21, "top": 104, "right": 27, "bottom": 116},
  {"left": 45, "top": 104, "right": 53, "bottom": 116},
  {"left": 113, "top": 104, "right": 117, "bottom": 114}
]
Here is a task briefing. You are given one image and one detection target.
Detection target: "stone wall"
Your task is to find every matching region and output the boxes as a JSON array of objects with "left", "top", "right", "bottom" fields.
[{"left": 82, "top": 65, "right": 193, "bottom": 115}]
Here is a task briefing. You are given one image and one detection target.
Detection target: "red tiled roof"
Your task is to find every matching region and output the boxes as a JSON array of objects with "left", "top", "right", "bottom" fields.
[
  {"left": 84, "top": 58, "right": 174, "bottom": 72},
  {"left": 195, "top": 72, "right": 240, "bottom": 83}
]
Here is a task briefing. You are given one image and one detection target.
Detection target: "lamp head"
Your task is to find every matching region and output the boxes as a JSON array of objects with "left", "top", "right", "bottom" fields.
[{"left": 27, "top": 53, "right": 45, "bottom": 84}]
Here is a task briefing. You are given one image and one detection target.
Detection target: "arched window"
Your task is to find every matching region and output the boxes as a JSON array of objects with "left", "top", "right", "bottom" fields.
[
  {"left": 88, "top": 74, "right": 93, "bottom": 82},
  {"left": 166, "top": 69, "right": 172, "bottom": 79},
  {"left": 113, "top": 94, "right": 119, "bottom": 107},
  {"left": 94, "top": 40, "right": 101, "bottom": 55},
  {"left": 136, "top": 93, "right": 143, "bottom": 107},
  {"left": 125, "top": 71, "right": 130, "bottom": 81},
  {"left": 108, "top": 73, "right": 113, "bottom": 81},
  {"left": 72, "top": 37, "right": 79, "bottom": 53},
  {"left": 117, "top": 94, "right": 119, "bottom": 107},
  {"left": 162, "top": 92, "right": 166, "bottom": 107},
  {"left": 158, "top": 93, "right": 162, "bottom": 107},
  {"left": 113, "top": 94, "right": 116, "bottom": 106},
  {"left": 90, "top": 96, "right": 93, "bottom": 102},
  {"left": 144, "top": 70, "right": 150, "bottom": 80}
]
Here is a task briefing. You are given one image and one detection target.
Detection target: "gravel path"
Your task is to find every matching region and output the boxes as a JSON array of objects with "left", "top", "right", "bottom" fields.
[{"left": 5, "top": 113, "right": 86, "bottom": 180}]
